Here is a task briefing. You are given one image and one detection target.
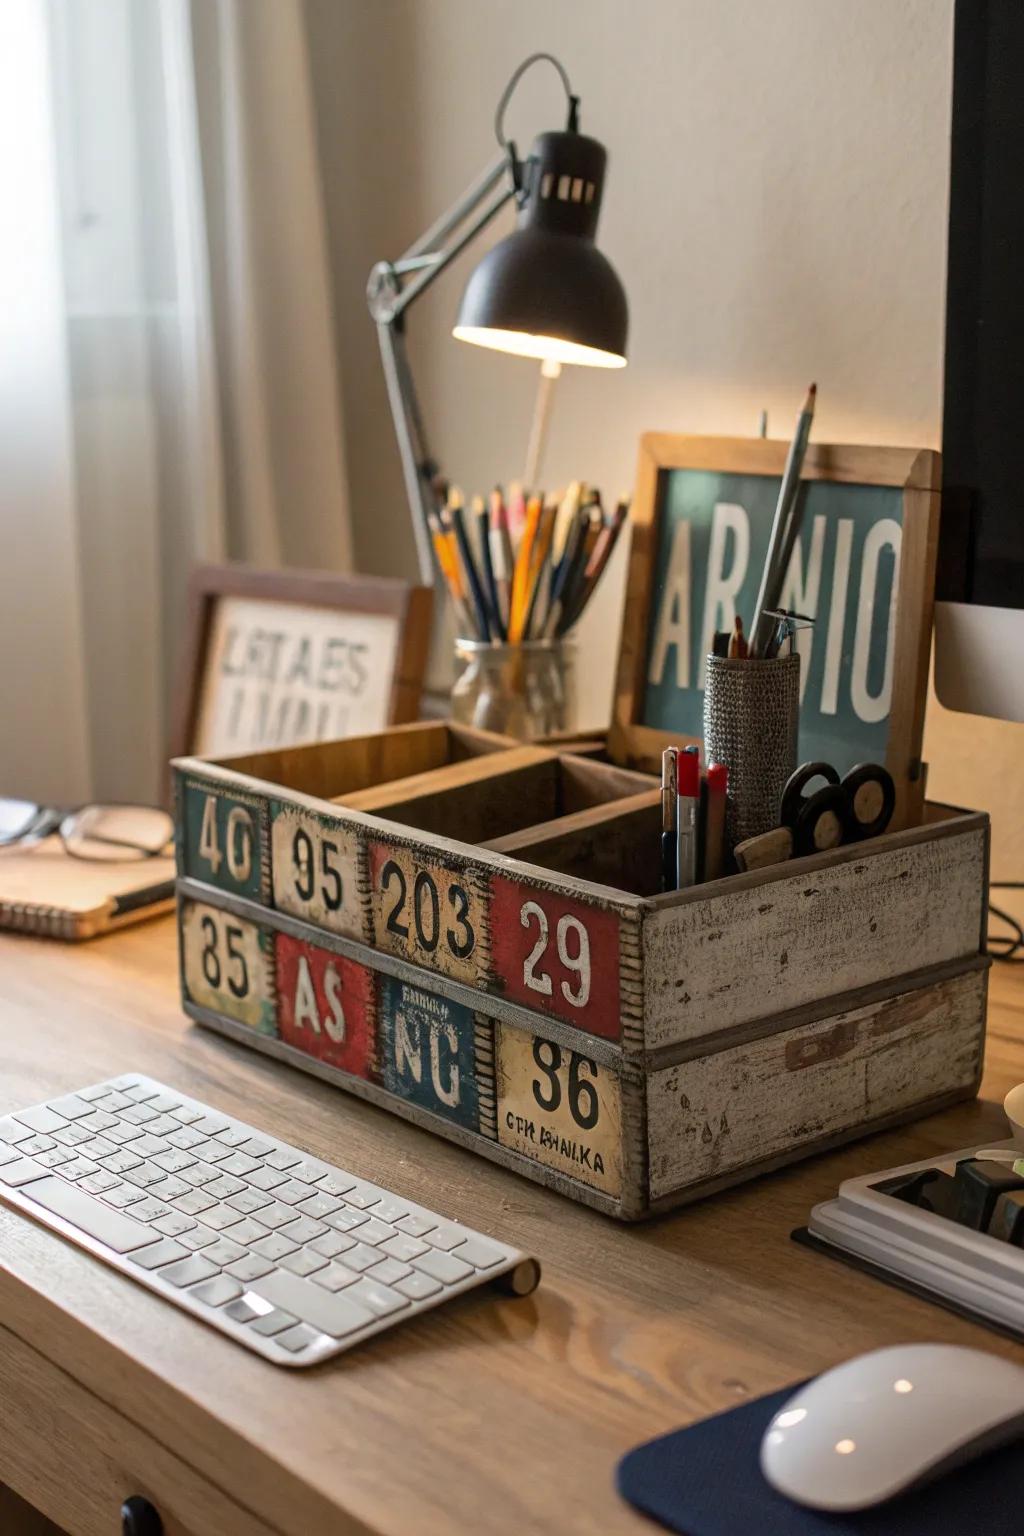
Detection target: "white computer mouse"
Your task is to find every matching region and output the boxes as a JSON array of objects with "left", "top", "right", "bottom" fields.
[{"left": 760, "top": 1344, "right": 1024, "bottom": 1511}]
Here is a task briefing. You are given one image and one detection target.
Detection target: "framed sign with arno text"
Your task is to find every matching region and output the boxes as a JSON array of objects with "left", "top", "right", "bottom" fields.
[
  {"left": 172, "top": 564, "right": 432, "bottom": 760},
  {"left": 611, "top": 435, "right": 941, "bottom": 830}
]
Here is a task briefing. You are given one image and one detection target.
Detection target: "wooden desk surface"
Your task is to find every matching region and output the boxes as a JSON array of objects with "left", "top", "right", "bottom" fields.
[{"left": 1, "top": 920, "right": 1022, "bottom": 1536}]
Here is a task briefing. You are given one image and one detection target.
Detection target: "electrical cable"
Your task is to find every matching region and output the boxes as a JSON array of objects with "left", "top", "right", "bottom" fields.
[{"left": 989, "top": 881, "right": 1024, "bottom": 962}]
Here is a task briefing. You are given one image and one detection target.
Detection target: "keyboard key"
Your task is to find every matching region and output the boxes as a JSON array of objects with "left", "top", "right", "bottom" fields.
[
  {"left": 324, "top": 1207, "right": 369, "bottom": 1234},
  {"left": 149, "top": 1176, "right": 190, "bottom": 1202},
  {"left": 78, "top": 1169, "right": 120, "bottom": 1195},
  {"left": 203, "top": 1203, "right": 244, "bottom": 1231},
  {"left": 313, "top": 1263, "right": 358, "bottom": 1292},
  {"left": 131, "top": 1238, "right": 190, "bottom": 1270},
  {"left": 224, "top": 1296, "right": 264, "bottom": 1324},
  {"left": 276, "top": 1324, "right": 321, "bottom": 1353},
  {"left": 147, "top": 1094, "right": 182, "bottom": 1114},
  {"left": 249, "top": 1307, "right": 298, "bottom": 1337},
  {"left": 368, "top": 1258, "right": 413, "bottom": 1286},
  {"left": 205, "top": 1174, "right": 245, "bottom": 1200},
  {"left": 279, "top": 1215, "right": 327, "bottom": 1245},
  {"left": 346, "top": 1277, "right": 408, "bottom": 1318},
  {"left": 424, "top": 1223, "right": 471, "bottom": 1252},
  {"left": 0, "top": 1117, "right": 33, "bottom": 1144},
  {"left": 450, "top": 1238, "right": 503, "bottom": 1269},
  {"left": 124, "top": 1083, "right": 161, "bottom": 1102},
  {"left": 239, "top": 1137, "right": 274, "bottom": 1157},
  {"left": 78, "top": 1136, "right": 118, "bottom": 1161},
  {"left": 189, "top": 1275, "right": 242, "bottom": 1308},
  {"left": 201, "top": 1236, "right": 247, "bottom": 1267},
  {"left": 152, "top": 1212, "right": 197, "bottom": 1238},
  {"left": 251, "top": 1233, "right": 299, "bottom": 1263},
  {"left": 166, "top": 1128, "right": 206, "bottom": 1151},
  {"left": 265, "top": 1148, "right": 302, "bottom": 1172},
  {"left": 227, "top": 1189, "right": 272, "bottom": 1215},
  {"left": 214, "top": 1127, "right": 251, "bottom": 1149},
  {"left": 20, "top": 1133, "right": 56, "bottom": 1155},
  {"left": 381, "top": 1234, "right": 429, "bottom": 1263},
  {"left": 412, "top": 1249, "right": 474, "bottom": 1285},
  {"left": 146, "top": 1115, "right": 182, "bottom": 1137},
  {"left": 52, "top": 1125, "right": 92, "bottom": 1147},
  {"left": 316, "top": 1174, "right": 356, "bottom": 1198},
  {"left": 54, "top": 1157, "right": 98, "bottom": 1182},
  {"left": 78, "top": 1084, "right": 115, "bottom": 1101},
  {"left": 15, "top": 1106, "right": 67, "bottom": 1134},
  {"left": 295, "top": 1192, "right": 342, "bottom": 1221},
  {"left": 99, "top": 1149, "right": 143, "bottom": 1175},
  {"left": 0, "top": 1159, "right": 48, "bottom": 1187},
  {"left": 343, "top": 1182, "right": 385, "bottom": 1210},
  {"left": 174, "top": 1189, "right": 217, "bottom": 1216},
  {"left": 249, "top": 1270, "right": 374, "bottom": 1337},
  {"left": 247, "top": 1166, "right": 288, "bottom": 1192},
  {"left": 193, "top": 1115, "right": 230, "bottom": 1136},
  {"left": 396, "top": 1271, "right": 443, "bottom": 1302},
  {"left": 279, "top": 1249, "right": 328, "bottom": 1277},
  {"left": 160, "top": 1255, "right": 220, "bottom": 1288},
  {"left": 132, "top": 1198, "right": 174, "bottom": 1223},
  {"left": 226, "top": 1254, "right": 275, "bottom": 1283},
  {"left": 219, "top": 1152, "right": 260, "bottom": 1177},
  {"left": 310, "top": 1231, "right": 355, "bottom": 1260},
  {"left": 254, "top": 1201, "right": 296, "bottom": 1231},
  {"left": 367, "top": 1197, "right": 409, "bottom": 1225},
  {"left": 195, "top": 1139, "right": 234, "bottom": 1164},
  {"left": 275, "top": 1179, "right": 315, "bottom": 1206},
  {"left": 104, "top": 1184, "right": 147, "bottom": 1208},
  {"left": 78, "top": 1111, "right": 118, "bottom": 1134},
  {"left": 181, "top": 1164, "right": 220, "bottom": 1187},
  {"left": 0, "top": 1144, "right": 22, "bottom": 1165},
  {"left": 102, "top": 1123, "right": 143, "bottom": 1145},
  {"left": 339, "top": 1243, "right": 380, "bottom": 1274},
  {"left": 355, "top": 1219, "right": 398, "bottom": 1247},
  {"left": 21, "top": 1175, "right": 154, "bottom": 1248},
  {"left": 122, "top": 1104, "right": 158, "bottom": 1124},
  {"left": 36, "top": 1148, "right": 75, "bottom": 1170},
  {"left": 152, "top": 1149, "right": 197, "bottom": 1174},
  {"left": 179, "top": 1229, "right": 218, "bottom": 1251},
  {"left": 93, "top": 1091, "right": 132, "bottom": 1111},
  {"left": 223, "top": 1217, "right": 269, "bottom": 1247},
  {"left": 169, "top": 1105, "right": 204, "bottom": 1126},
  {"left": 46, "top": 1095, "right": 95, "bottom": 1121}
]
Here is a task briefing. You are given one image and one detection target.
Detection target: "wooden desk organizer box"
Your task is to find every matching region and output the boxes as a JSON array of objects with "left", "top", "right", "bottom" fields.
[
  {"left": 172, "top": 719, "right": 989, "bottom": 1220},
  {"left": 172, "top": 437, "right": 989, "bottom": 1219}
]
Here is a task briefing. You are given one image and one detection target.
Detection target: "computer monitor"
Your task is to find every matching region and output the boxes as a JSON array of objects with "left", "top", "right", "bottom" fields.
[{"left": 935, "top": 0, "right": 1024, "bottom": 724}]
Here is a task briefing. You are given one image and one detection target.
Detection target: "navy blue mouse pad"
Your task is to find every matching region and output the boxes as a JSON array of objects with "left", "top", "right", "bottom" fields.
[{"left": 616, "top": 1383, "right": 1022, "bottom": 1535}]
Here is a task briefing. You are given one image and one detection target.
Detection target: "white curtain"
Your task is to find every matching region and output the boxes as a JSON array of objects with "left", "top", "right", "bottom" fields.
[{"left": 0, "top": 0, "right": 352, "bottom": 806}]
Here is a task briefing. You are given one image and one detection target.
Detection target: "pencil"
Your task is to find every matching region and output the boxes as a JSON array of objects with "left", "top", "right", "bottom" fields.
[
  {"left": 728, "top": 614, "right": 749, "bottom": 659},
  {"left": 543, "top": 504, "right": 590, "bottom": 638},
  {"left": 749, "top": 383, "right": 817, "bottom": 658},
  {"left": 521, "top": 500, "right": 557, "bottom": 640},
  {"left": 661, "top": 747, "right": 678, "bottom": 893},
  {"left": 509, "top": 495, "right": 543, "bottom": 642},
  {"left": 447, "top": 491, "right": 492, "bottom": 641},
  {"left": 507, "top": 481, "right": 528, "bottom": 544},
  {"left": 473, "top": 494, "right": 503, "bottom": 640},
  {"left": 561, "top": 496, "right": 628, "bottom": 628},
  {"left": 428, "top": 510, "right": 474, "bottom": 637},
  {"left": 488, "top": 489, "right": 513, "bottom": 635}
]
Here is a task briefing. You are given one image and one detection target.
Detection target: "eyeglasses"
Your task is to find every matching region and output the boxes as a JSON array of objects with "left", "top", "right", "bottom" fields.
[{"left": 0, "top": 800, "right": 174, "bottom": 862}]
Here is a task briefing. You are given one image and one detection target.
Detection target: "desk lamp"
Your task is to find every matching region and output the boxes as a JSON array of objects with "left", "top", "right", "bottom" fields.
[{"left": 367, "top": 53, "right": 628, "bottom": 585}]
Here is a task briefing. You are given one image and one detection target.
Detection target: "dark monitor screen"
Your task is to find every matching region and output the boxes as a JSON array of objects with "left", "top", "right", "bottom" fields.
[{"left": 940, "top": 0, "right": 1024, "bottom": 609}]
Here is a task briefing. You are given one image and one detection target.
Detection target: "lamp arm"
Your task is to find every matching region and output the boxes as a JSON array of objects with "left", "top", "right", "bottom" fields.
[{"left": 367, "top": 152, "right": 518, "bottom": 586}]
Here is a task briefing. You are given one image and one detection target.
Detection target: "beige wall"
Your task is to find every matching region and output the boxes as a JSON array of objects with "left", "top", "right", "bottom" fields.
[{"left": 306, "top": 0, "right": 1024, "bottom": 876}]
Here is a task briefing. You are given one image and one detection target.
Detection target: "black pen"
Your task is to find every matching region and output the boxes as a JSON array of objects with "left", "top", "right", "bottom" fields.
[{"left": 661, "top": 747, "right": 678, "bottom": 893}]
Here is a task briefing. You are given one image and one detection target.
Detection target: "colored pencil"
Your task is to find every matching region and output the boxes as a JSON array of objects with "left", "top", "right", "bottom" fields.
[
  {"left": 509, "top": 494, "right": 543, "bottom": 642},
  {"left": 428, "top": 510, "right": 474, "bottom": 637},
  {"left": 748, "top": 383, "right": 817, "bottom": 658},
  {"left": 473, "top": 494, "right": 504, "bottom": 640},
  {"left": 521, "top": 500, "right": 557, "bottom": 640},
  {"left": 488, "top": 489, "right": 513, "bottom": 634},
  {"left": 447, "top": 491, "right": 492, "bottom": 641}
]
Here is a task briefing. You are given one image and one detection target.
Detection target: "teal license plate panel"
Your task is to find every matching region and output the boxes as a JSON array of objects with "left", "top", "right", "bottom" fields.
[
  {"left": 181, "top": 778, "right": 266, "bottom": 902},
  {"left": 378, "top": 975, "right": 481, "bottom": 1132}
]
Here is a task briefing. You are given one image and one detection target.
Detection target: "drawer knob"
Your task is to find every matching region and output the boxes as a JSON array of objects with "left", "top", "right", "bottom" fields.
[{"left": 121, "top": 1495, "right": 163, "bottom": 1536}]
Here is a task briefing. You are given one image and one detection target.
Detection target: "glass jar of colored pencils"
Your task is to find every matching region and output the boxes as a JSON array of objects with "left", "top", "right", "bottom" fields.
[{"left": 451, "top": 639, "right": 575, "bottom": 741}]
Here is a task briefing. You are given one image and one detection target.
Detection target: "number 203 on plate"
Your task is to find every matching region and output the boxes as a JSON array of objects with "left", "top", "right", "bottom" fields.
[{"left": 368, "top": 840, "right": 482, "bottom": 985}]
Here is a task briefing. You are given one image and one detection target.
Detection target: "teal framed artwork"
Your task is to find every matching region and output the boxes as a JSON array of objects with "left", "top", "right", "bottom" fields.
[{"left": 613, "top": 436, "right": 941, "bottom": 830}]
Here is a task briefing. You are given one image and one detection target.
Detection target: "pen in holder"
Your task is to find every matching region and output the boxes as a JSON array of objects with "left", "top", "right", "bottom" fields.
[{"left": 703, "top": 653, "right": 800, "bottom": 853}]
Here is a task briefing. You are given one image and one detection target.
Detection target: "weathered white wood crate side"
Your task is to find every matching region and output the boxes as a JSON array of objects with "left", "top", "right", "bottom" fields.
[
  {"left": 646, "top": 965, "right": 987, "bottom": 1200},
  {"left": 642, "top": 823, "right": 986, "bottom": 1051}
]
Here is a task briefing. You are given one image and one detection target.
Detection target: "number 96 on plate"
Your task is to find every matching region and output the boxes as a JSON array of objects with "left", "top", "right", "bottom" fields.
[
  {"left": 495, "top": 1023, "right": 623, "bottom": 1199},
  {"left": 180, "top": 901, "right": 275, "bottom": 1035}
]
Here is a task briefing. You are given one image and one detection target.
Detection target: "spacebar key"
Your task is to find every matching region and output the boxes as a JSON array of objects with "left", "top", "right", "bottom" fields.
[
  {"left": 250, "top": 1270, "right": 374, "bottom": 1337},
  {"left": 21, "top": 1175, "right": 155, "bottom": 1253}
]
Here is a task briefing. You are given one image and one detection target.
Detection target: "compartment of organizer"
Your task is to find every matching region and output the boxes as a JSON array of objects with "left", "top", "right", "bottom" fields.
[
  {"left": 207, "top": 720, "right": 513, "bottom": 804},
  {"left": 342, "top": 751, "right": 657, "bottom": 848}
]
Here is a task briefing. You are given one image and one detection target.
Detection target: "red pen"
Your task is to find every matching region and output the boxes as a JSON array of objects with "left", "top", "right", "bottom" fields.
[{"left": 704, "top": 762, "right": 729, "bottom": 882}]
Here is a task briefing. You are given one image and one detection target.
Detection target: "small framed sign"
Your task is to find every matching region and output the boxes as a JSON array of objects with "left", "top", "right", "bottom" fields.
[
  {"left": 612, "top": 436, "right": 941, "bottom": 829},
  {"left": 173, "top": 564, "right": 432, "bottom": 760}
]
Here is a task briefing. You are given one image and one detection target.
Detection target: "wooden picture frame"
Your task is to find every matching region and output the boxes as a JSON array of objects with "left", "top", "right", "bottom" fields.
[
  {"left": 611, "top": 435, "right": 942, "bottom": 830},
  {"left": 171, "top": 564, "right": 433, "bottom": 763}
]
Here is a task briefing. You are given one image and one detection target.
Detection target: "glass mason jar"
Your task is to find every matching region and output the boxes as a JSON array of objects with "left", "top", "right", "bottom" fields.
[{"left": 450, "top": 639, "right": 575, "bottom": 741}]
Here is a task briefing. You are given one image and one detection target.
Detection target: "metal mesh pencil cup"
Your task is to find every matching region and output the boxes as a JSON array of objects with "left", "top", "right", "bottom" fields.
[{"left": 703, "top": 653, "right": 800, "bottom": 852}]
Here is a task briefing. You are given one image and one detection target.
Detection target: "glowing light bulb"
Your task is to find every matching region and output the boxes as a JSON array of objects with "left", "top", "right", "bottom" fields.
[{"left": 835, "top": 1439, "right": 857, "bottom": 1456}]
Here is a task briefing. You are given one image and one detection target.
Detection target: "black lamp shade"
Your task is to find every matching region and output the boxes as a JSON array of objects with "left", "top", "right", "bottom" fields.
[{"left": 454, "top": 130, "right": 628, "bottom": 368}]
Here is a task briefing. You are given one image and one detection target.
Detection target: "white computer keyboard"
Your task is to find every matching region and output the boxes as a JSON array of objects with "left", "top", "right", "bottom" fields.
[{"left": 0, "top": 1075, "right": 540, "bottom": 1367}]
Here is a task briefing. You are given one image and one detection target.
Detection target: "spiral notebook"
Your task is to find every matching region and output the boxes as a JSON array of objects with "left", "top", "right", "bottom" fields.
[{"left": 0, "top": 839, "right": 176, "bottom": 941}]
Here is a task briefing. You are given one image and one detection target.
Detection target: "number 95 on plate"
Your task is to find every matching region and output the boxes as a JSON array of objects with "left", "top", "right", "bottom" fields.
[{"left": 180, "top": 901, "right": 276, "bottom": 1035}]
